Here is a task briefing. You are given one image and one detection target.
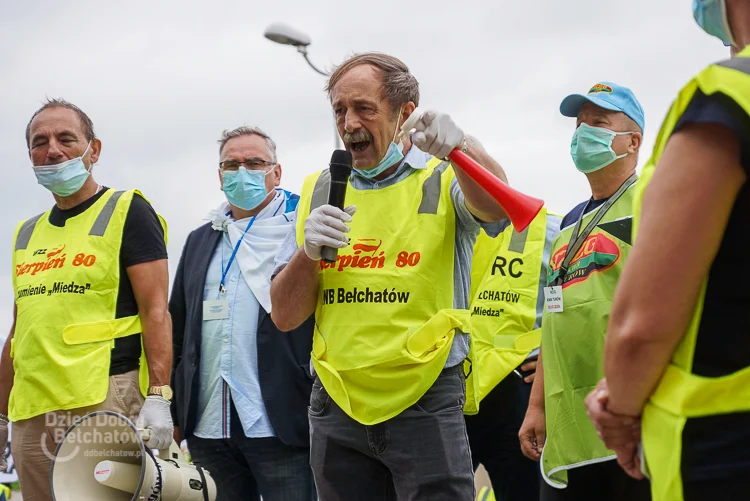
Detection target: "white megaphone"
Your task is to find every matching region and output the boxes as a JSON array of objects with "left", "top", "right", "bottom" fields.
[{"left": 50, "top": 410, "right": 217, "bottom": 501}]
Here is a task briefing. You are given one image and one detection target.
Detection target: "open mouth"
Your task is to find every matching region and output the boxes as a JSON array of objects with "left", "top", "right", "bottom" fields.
[{"left": 350, "top": 141, "right": 370, "bottom": 153}]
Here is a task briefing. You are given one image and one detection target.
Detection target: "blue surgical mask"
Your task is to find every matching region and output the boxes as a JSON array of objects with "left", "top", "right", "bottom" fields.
[
  {"left": 353, "top": 107, "right": 404, "bottom": 179},
  {"left": 693, "top": 0, "right": 735, "bottom": 46},
  {"left": 570, "top": 123, "right": 633, "bottom": 174},
  {"left": 32, "top": 142, "right": 93, "bottom": 197},
  {"left": 222, "top": 166, "right": 274, "bottom": 210}
]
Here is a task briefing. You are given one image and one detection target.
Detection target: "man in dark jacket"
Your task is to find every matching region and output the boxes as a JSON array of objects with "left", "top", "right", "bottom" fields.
[{"left": 170, "top": 126, "right": 316, "bottom": 501}]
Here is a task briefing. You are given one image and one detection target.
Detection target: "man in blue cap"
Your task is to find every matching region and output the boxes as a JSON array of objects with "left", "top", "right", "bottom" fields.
[{"left": 518, "top": 82, "right": 651, "bottom": 500}]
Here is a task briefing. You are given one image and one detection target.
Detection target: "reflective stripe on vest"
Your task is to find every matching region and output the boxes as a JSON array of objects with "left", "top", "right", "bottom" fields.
[
  {"left": 9, "top": 189, "right": 166, "bottom": 420},
  {"left": 296, "top": 158, "right": 469, "bottom": 425},
  {"left": 305, "top": 161, "right": 449, "bottom": 216},
  {"left": 464, "top": 209, "right": 555, "bottom": 415},
  {"left": 540, "top": 187, "right": 636, "bottom": 488},
  {"left": 635, "top": 49, "right": 750, "bottom": 501}
]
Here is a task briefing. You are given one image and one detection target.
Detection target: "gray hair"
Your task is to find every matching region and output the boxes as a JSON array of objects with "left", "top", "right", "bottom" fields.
[
  {"left": 218, "top": 126, "right": 277, "bottom": 162},
  {"left": 26, "top": 98, "right": 96, "bottom": 147},
  {"left": 326, "top": 52, "right": 420, "bottom": 116}
]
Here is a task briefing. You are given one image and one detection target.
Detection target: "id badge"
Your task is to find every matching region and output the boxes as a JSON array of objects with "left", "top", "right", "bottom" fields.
[
  {"left": 203, "top": 300, "right": 230, "bottom": 320},
  {"left": 544, "top": 286, "right": 563, "bottom": 313}
]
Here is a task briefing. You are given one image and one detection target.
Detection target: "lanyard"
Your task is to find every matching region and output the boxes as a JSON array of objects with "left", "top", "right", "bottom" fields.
[
  {"left": 219, "top": 215, "right": 257, "bottom": 294},
  {"left": 552, "top": 173, "right": 637, "bottom": 287}
]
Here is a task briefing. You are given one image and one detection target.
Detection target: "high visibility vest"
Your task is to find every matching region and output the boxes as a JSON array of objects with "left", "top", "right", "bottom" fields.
[
  {"left": 476, "top": 486, "right": 496, "bottom": 501},
  {"left": 540, "top": 186, "right": 636, "bottom": 487},
  {"left": 296, "top": 158, "right": 469, "bottom": 425},
  {"left": 464, "top": 209, "right": 559, "bottom": 414},
  {"left": 635, "top": 50, "right": 750, "bottom": 501},
  {"left": 9, "top": 189, "right": 166, "bottom": 421}
]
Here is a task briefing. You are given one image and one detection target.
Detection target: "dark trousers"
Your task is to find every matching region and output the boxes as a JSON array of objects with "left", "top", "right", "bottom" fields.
[
  {"left": 309, "top": 365, "right": 475, "bottom": 501},
  {"left": 188, "top": 401, "right": 317, "bottom": 501},
  {"left": 684, "top": 477, "right": 750, "bottom": 500},
  {"left": 465, "top": 373, "right": 540, "bottom": 501},
  {"left": 540, "top": 460, "right": 651, "bottom": 501}
]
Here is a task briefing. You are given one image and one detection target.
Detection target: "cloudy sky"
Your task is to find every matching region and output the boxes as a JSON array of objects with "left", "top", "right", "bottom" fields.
[{"left": 0, "top": 0, "right": 727, "bottom": 332}]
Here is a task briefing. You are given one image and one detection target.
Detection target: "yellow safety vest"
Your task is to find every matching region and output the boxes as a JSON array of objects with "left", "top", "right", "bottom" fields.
[
  {"left": 541, "top": 183, "right": 636, "bottom": 487},
  {"left": 10, "top": 189, "right": 166, "bottom": 421},
  {"left": 464, "top": 209, "right": 557, "bottom": 414},
  {"left": 635, "top": 50, "right": 750, "bottom": 501},
  {"left": 296, "top": 158, "right": 469, "bottom": 425}
]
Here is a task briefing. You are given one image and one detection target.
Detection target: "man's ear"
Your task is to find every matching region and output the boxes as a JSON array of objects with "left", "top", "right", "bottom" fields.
[
  {"left": 629, "top": 132, "right": 643, "bottom": 154},
  {"left": 89, "top": 138, "right": 103, "bottom": 165},
  {"left": 273, "top": 164, "right": 282, "bottom": 187},
  {"left": 218, "top": 169, "right": 224, "bottom": 191},
  {"left": 400, "top": 102, "right": 417, "bottom": 127}
]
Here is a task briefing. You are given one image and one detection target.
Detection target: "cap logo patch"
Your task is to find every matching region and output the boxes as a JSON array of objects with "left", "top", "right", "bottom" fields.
[{"left": 589, "top": 83, "right": 613, "bottom": 94}]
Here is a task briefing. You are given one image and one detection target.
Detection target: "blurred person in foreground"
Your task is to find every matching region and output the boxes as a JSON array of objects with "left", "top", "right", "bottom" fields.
[{"left": 587, "top": 1, "right": 750, "bottom": 499}]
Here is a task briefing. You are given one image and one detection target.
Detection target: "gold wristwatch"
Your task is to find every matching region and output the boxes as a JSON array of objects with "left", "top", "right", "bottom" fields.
[{"left": 147, "top": 385, "right": 173, "bottom": 401}]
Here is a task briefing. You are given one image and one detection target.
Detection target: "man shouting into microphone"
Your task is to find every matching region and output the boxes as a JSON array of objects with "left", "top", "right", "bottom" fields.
[{"left": 271, "top": 52, "right": 508, "bottom": 500}]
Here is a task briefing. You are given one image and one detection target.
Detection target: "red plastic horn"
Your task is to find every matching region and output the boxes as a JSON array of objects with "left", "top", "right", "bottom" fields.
[
  {"left": 447, "top": 149, "right": 544, "bottom": 232},
  {"left": 400, "top": 109, "right": 544, "bottom": 232}
]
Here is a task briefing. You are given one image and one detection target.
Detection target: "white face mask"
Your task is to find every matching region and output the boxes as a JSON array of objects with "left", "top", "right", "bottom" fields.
[
  {"left": 32, "top": 142, "right": 92, "bottom": 197},
  {"left": 353, "top": 106, "right": 404, "bottom": 179}
]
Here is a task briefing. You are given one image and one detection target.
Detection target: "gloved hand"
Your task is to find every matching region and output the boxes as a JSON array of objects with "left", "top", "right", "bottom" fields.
[
  {"left": 0, "top": 415, "right": 8, "bottom": 472},
  {"left": 303, "top": 204, "right": 357, "bottom": 261},
  {"left": 136, "top": 396, "right": 174, "bottom": 450},
  {"left": 407, "top": 109, "right": 465, "bottom": 160}
]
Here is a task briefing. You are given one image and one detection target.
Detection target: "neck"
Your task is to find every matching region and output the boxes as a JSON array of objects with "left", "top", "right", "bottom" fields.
[
  {"left": 731, "top": 5, "right": 750, "bottom": 52},
  {"left": 229, "top": 191, "right": 275, "bottom": 220},
  {"left": 54, "top": 177, "right": 99, "bottom": 210},
  {"left": 373, "top": 141, "right": 412, "bottom": 182},
  {"left": 585, "top": 162, "right": 635, "bottom": 200}
]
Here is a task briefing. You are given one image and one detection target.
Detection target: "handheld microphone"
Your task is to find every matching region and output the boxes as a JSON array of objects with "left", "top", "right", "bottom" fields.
[{"left": 321, "top": 149, "right": 353, "bottom": 264}]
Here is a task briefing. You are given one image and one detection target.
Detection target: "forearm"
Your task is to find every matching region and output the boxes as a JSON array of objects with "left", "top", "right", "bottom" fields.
[
  {"left": 142, "top": 309, "right": 172, "bottom": 386},
  {"left": 271, "top": 248, "right": 320, "bottom": 331},
  {"left": 604, "top": 124, "right": 745, "bottom": 416},
  {"left": 0, "top": 333, "right": 14, "bottom": 416},
  {"left": 453, "top": 135, "right": 509, "bottom": 222},
  {"left": 128, "top": 259, "right": 173, "bottom": 388},
  {"left": 527, "top": 347, "right": 545, "bottom": 409},
  {"left": 604, "top": 317, "right": 677, "bottom": 416}
]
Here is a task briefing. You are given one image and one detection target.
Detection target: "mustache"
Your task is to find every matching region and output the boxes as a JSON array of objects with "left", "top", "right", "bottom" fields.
[{"left": 343, "top": 130, "right": 372, "bottom": 146}]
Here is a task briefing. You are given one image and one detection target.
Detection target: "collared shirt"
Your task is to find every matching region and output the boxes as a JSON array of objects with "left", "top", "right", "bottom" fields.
[
  {"left": 274, "top": 146, "right": 506, "bottom": 367},
  {"left": 194, "top": 193, "right": 289, "bottom": 439}
]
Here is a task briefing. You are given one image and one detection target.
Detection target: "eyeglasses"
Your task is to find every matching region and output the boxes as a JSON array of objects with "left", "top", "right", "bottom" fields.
[{"left": 219, "top": 157, "right": 276, "bottom": 172}]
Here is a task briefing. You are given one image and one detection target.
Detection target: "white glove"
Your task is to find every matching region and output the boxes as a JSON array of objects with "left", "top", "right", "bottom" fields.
[
  {"left": 303, "top": 204, "right": 357, "bottom": 261},
  {"left": 136, "top": 396, "right": 173, "bottom": 450},
  {"left": 407, "top": 109, "right": 465, "bottom": 160},
  {"left": 0, "top": 415, "right": 8, "bottom": 472}
]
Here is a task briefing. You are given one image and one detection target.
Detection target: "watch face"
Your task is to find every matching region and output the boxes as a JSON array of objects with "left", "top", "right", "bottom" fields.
[{"left": 150, "top": 386, "right": 173, "bottom": 400}]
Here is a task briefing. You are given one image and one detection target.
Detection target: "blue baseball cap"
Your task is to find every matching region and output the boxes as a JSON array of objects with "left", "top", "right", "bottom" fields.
[{"left": 560, "top": 81, "right": 645, "bottom": 132}]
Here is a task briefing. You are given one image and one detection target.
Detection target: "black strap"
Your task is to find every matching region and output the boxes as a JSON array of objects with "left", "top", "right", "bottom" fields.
[
  {"left": 144, "top": 447, "right": 163, "bottom": 501},
  {"left": 194, "top": 462, "right": 211, "bottom": 501},
  {"left": 552, "top": 173, "right": 637, "bottom": 286}
]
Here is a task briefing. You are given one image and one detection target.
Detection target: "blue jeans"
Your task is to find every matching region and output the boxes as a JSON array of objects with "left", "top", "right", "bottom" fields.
[
  {"left": 308, "top": 365, "right": 475, "bottom": 501},
  {"left": 188, "top": 402, "right": 316, "bottom": 501}
]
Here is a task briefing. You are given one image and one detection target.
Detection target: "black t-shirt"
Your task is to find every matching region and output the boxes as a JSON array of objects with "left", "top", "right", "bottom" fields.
[
  {"left": 48, "top": 188, "right": 167, "bottom": 375},
  {"left": 671, "top": 90, "right": 750, "bottom": 482}
]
